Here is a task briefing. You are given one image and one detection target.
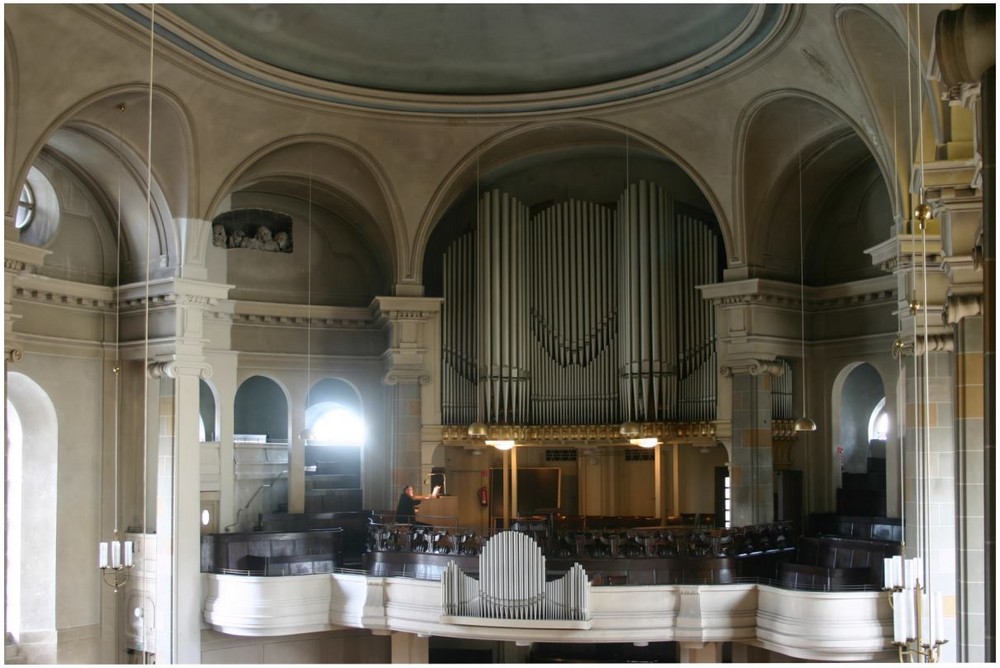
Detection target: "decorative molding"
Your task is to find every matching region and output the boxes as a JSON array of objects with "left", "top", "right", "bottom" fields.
[
  {"left": 232, "top": 300, "right": 375, "bottom": 329},
  {"left": 5, "top": 344, "right": 23, "bottom": 363},
  {"left": 109, "top": 4, "right": 795, "bottom": 117},
  {"left": 441, "top": 421, "right": 719, "bottom": 445},
  {"left": 382, "top": 370, "right": 431, "bottom": 387},
  {"left": 943, "top": 294, "right": 983, "bottom": 325},
  {"left": 771, "top": 420, "right": 798, "bottom": 441},
  {"left": 890, "top": 334, "right": 955, "bottom": 358},
  {"left": 4, "top": 240, "right": 52, "bottom": 271},
  {"left": 700, "top": 276, "right": 895, "bottom": 311}
]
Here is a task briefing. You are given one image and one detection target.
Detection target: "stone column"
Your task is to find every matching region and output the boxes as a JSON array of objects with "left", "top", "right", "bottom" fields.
[
  {"left": 120, "top": 218, "right": 227, "bottom": 662},
  {"left": 721, "top": 360, "right": 784, "bottom": 525},
  {"left": 390, "top": 631, "right": 429, "bottom": 664},
  {"left": 371, "top": 296, "right": 443, "bottom": 505},
  {"left": 678, "top": 641, "right": 722, "bottom": 663},
  {"left": 934, "top": 6, "right": 995, "bottom": 657},
  {"left": 148, "top": 356, "right": 211, "bottom": 664},
  {"left": 926, "top": 157, "right": 986, "bottom": 662}
]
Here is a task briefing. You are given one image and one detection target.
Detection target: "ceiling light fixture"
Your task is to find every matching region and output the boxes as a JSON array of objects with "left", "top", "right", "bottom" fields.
[{"left": 99, "top": 102, "right": 133, "bottom": 592}]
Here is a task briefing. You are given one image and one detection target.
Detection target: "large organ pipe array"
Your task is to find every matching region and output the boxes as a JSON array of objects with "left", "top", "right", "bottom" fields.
[
  {"left": 442, "top": 231, "right": 478, "bottom": 425},
  {"left": 440, "top": 183, "right": 720, "bottom": 427},
  {"left": 618, "top": 181, "right": 677, "bottom": 422},
  {"left": 532, "top": 200, "right": 618, "bottom": 424},
  {"left": 479, "top": 190, "right": 530, "bottom": 424},
  {"left": 441, "top": 531, "right": 589, "bottom": 622},
  {"left": 675, "top": 208, "right": 719, "bottom": 421},
  {"left": 770, "top": 358, "right": 795, "bottom": 419}
]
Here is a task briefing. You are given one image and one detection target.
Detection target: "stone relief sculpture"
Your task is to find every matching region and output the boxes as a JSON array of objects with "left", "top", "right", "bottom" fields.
[{"left": 212, "top": 208, "right": 293, "bottom": 253}]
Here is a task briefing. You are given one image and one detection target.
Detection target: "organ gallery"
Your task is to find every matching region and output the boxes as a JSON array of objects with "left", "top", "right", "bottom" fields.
[{"left": 3, "top": 3, "right": 994, "bottom": 665}]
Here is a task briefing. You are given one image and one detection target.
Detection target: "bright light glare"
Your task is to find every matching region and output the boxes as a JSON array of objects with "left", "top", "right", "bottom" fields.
[{"left": 311, "top": 406, "right": 366, "bottom": 446}]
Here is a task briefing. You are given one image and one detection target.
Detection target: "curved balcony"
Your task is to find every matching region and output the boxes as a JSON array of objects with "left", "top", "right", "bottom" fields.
[{"left": 201, "top": 520, "right": 899, "bottom": 661}]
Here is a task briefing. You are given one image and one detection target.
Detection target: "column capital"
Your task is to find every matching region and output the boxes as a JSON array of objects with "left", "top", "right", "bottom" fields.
[
  {"left": 371, "top": 295, "right": 443, "bottom": 386},
  {"left": 891, "top": 333, "right": 955, "bottom": 358},
  {"left": 147, "top": 357, "right": 213, "bottom": 380},
  {"left": 381, "top": 369, "right": 431, "bottom": 387},
  {"left": 943, "top": 294, "right": 983, "bottom": 325},
  {"left": 5, "top": 343, "right": 23, "bottom": 364},
  {"left": 720, "top": 358, "right": 785, "bottom": 378}
]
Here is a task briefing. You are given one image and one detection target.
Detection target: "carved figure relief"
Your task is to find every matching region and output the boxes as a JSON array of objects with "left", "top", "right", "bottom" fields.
[{"left": 212, "top": 208, "right": 294, "bottom": 253}]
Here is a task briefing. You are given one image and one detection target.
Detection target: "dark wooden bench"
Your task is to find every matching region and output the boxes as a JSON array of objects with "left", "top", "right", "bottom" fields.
[
  {"left": 261, "top": 510, "right": 373, "bottom": 567},
  {"left": 780, "top": 535, "right": 901, "bottom": 590},
  {"left": 201, "top": 529, "right": 342, "bottom": 574}
]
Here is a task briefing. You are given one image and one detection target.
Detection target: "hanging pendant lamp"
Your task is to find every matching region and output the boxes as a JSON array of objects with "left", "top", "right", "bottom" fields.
[{"left": 794, "top": 142, "right": 816, "bottom": 432}]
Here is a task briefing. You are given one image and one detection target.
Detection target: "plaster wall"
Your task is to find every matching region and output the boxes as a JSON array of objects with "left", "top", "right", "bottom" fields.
[{"left": 9, "top": 351, "right": 106, "bottom": 663}]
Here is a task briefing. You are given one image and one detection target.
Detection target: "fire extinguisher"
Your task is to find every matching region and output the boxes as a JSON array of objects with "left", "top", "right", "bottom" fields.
[{"left": 478, "top": 486, "right": 489, "bottom": 507}]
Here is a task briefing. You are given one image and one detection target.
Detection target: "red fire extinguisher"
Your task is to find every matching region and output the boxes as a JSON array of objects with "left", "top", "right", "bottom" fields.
[{"left": 478, "top": 486, "right": 489, "bottom": 507}]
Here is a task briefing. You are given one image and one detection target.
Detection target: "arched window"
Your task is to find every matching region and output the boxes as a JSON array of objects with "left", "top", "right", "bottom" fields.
[
  {"left": 307, "top": 402, "right": 366, "bottom": 446},
  {"left": 305, "top": 378, "right": 366, "bottom": 446},
  {"left": 868, "top": 397, "right": 889, "bottom": 441}
]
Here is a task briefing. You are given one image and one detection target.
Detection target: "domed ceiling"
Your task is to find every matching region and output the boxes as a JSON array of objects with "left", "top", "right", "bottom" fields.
[{"left": 144, "top": 4, "right": 790, "bottom": 113}]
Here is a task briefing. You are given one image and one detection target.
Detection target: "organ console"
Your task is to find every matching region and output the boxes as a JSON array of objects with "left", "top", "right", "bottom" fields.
[{"left": 417, "top": 495, "right": 459, "bottom": 528}]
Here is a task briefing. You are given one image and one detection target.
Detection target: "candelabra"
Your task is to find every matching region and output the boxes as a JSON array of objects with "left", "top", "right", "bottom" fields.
[
  {"left": 99, "top": 531, "right": 134, "bottom": 592},
  {"left": 883, "top": 555, "right": 947, "bottom": 662}
]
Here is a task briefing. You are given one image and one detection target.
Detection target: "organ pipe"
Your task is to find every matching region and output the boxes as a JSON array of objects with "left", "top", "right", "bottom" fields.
[{"left": 440, "top": 185, "right": 719, "bottom": 427}]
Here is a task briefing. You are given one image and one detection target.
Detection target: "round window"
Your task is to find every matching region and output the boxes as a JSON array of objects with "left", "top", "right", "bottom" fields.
[{"left": 15, "top": 183, "right": 35, "bottom": 230}]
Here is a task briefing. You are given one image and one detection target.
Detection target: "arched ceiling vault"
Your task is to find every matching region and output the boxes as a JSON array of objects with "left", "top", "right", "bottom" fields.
[{"left": 152, "top": 4, "right": 794, "bottom": 114}]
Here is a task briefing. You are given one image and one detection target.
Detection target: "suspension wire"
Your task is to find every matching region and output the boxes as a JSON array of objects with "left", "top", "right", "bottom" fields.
[
  {"left": 141, "top": 4, "right": 156, "bottom": 662},
  {"left": 916, "top": 4, "right": 933, "bottom": 592},
  {"left": 904, "top": 4, "right": 924, "bottom": 571},
  {"left": 113, "top": 103, "right": 125, "bottom": 545},
  {"left": 798, "top": 136, "right": 807, "bottom": 420},
  {"left": 306, "top": 153, "right": 313, "bottom": 425}
]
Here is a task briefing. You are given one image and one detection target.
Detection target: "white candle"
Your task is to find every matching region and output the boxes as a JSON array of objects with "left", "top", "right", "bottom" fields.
[
  {"left": 111, "top": 540, "right": 121, "bottom": 568},
  {"left": 920, "top": 592, "right": 930, "bottom": 643},
  {"left": 883, "top": 558, "right": 893, "bottom": 589},
  {"left": 124, "top": 540, "right": 134, "bottom": 567},
  {"left": 99, "top": 541, "right": 108, "bottom": 569},
  {"left": 892, "top": 555, "right": 903, "bottom": 588},
  {"left": 892, "top": 591, "right": 906, "bottom": 643},
  {"left": 933, "top": 592, "right": 945, "bottom": 644}
]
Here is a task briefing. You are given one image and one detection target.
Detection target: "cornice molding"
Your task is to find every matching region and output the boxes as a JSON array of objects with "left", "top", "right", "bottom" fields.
[
  {"left": 4, "top": 240, "right": 51, "bottom": 272},
  {"left": 12, "top": 274, "right": 115, "bottom": 311},
  {"left": 232, "top": 300, "right": 376, "bottom": 330},
  {"left": 700, "top": 276, "right": 896, "bottom": 312}
]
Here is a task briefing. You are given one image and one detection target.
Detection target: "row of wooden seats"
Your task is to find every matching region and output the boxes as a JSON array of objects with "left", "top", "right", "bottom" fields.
[{"left": 778, "top": 535, "right": 901, "bottom": 590}]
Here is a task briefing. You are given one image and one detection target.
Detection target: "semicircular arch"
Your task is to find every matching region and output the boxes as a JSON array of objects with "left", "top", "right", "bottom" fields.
[
  {"left": 207, "top": 134, "right": 401, "bottom": 287},
  {"left": 412, "top": 119, "right": 732, "bottom": 285}
]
